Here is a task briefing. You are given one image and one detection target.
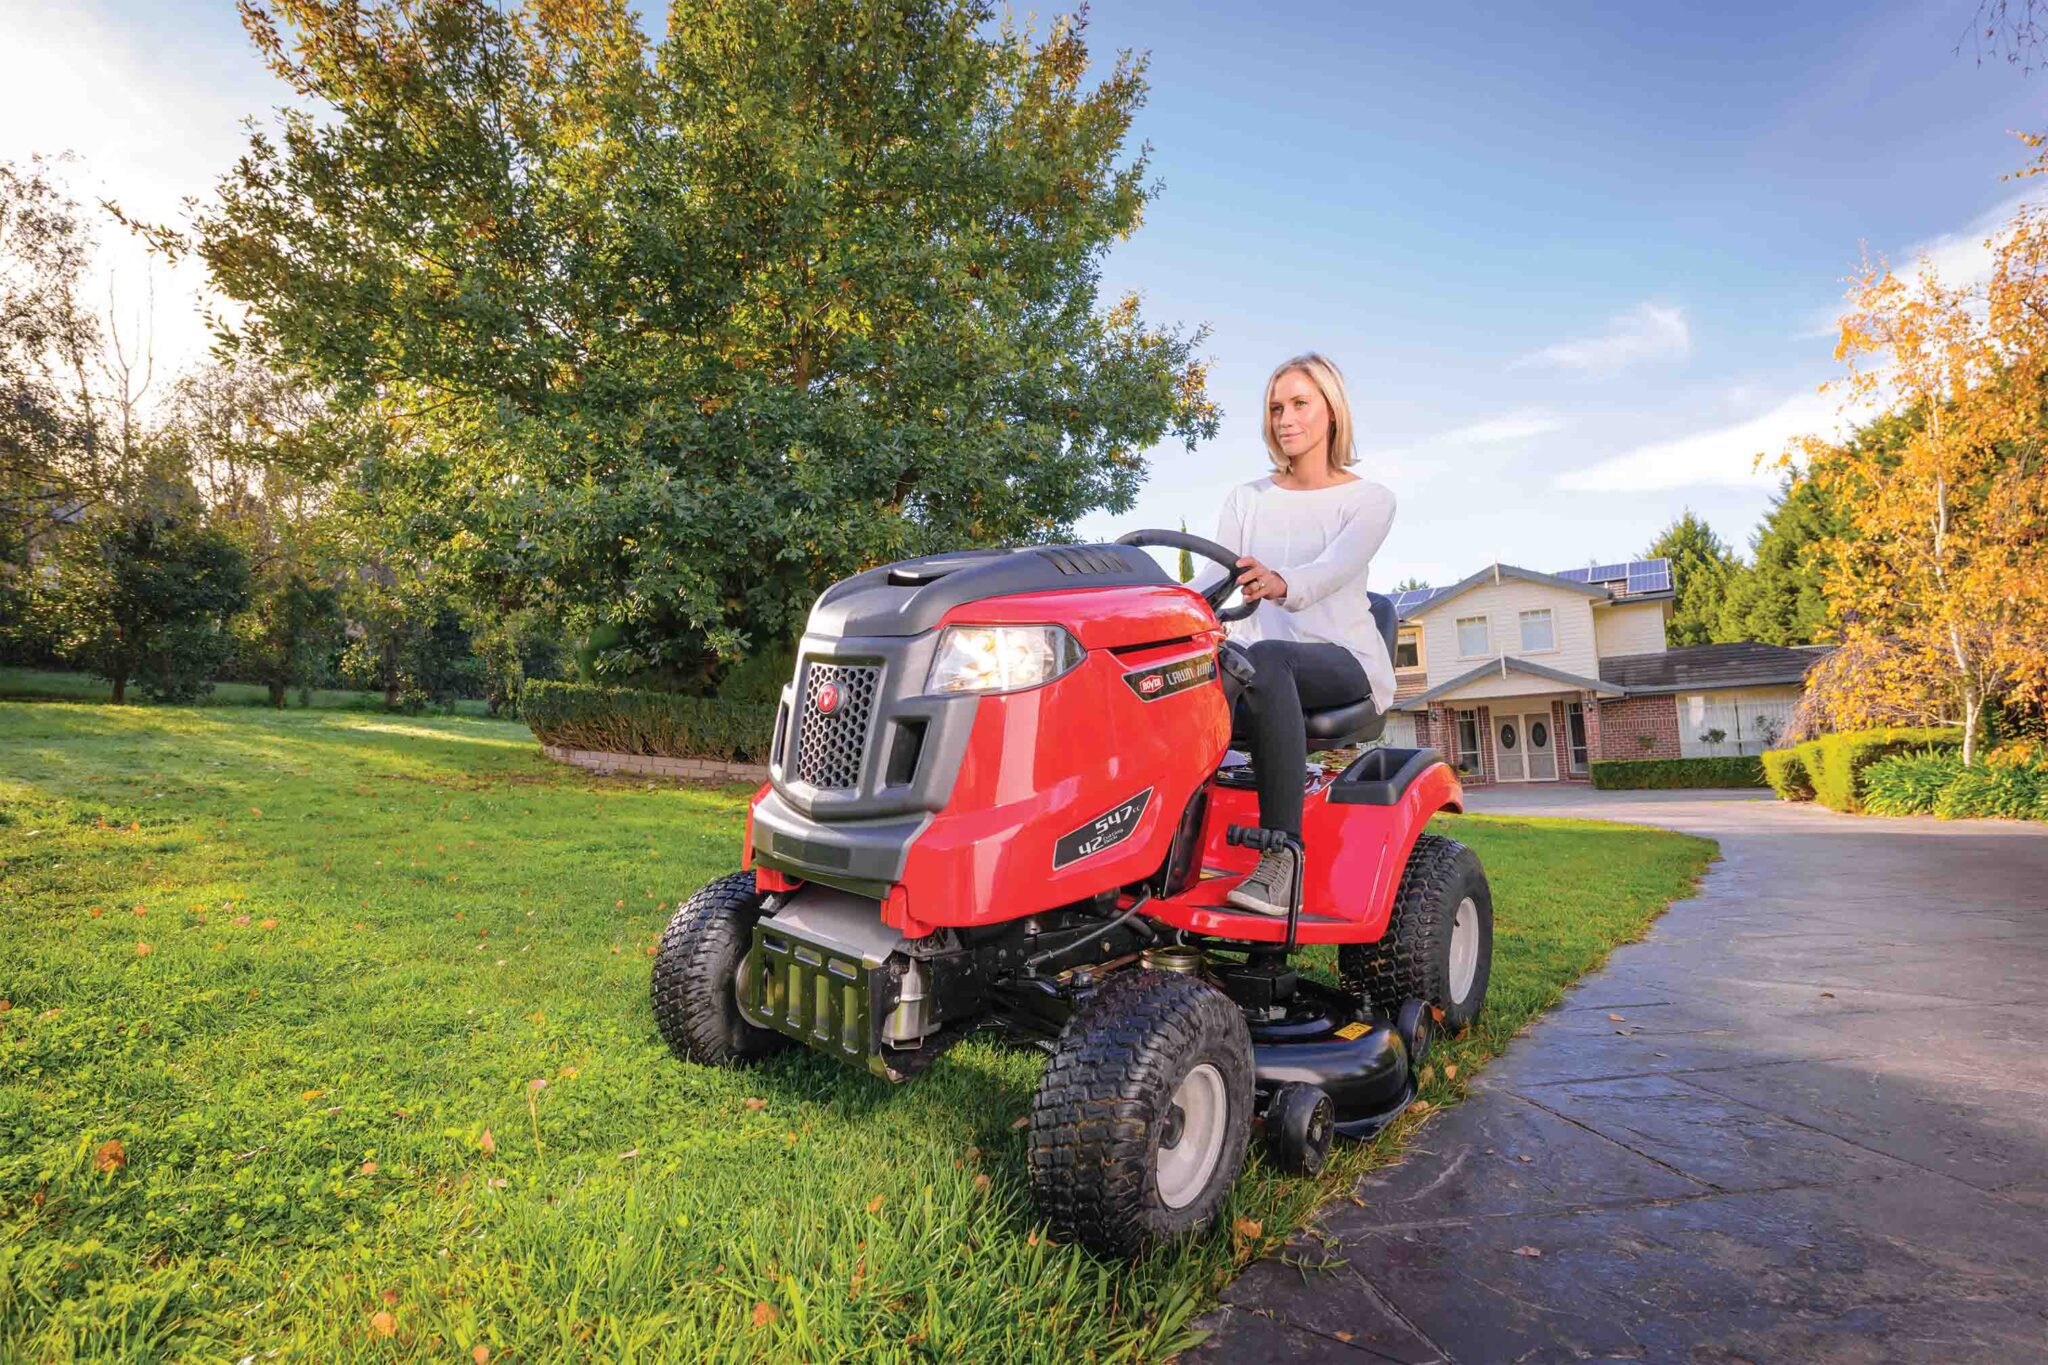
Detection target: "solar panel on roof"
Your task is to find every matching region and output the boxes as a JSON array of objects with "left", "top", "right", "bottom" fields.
[
  {"left": 1589, "top": 562, "right": 1628, "bottom": 580},
  {"left": 1554, "top": 566, "right": 1593, "bottom": 582}
]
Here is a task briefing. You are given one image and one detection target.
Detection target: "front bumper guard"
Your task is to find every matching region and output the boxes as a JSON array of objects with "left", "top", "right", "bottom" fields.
[{"left": 736, "top": 886, "right": 928, "bottom": 1080}]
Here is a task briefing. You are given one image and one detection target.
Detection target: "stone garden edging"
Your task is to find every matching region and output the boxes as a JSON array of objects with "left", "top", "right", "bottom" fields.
[{"left": 540, "top": 743, "right": 767, "bottom": 785}]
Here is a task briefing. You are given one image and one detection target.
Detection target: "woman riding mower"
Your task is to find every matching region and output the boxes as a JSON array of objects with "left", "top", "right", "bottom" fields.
[{"left": 1195, "top": 352, "right": 1397, "bottom": 917}]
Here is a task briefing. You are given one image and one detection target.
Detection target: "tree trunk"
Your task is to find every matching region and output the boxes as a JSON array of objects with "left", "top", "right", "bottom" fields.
[
  {"left": 269, "top": 682, "right": 286, "bottom": 709},
  {"left": 111, "top": 673, "right": 127, "bottom": 705},
  {"left": 1962, "top": 686, "right": 1981, "bottom": 766}
]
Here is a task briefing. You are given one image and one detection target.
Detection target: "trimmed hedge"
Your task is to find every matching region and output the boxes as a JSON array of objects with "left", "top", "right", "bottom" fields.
[
  {"left": 1761, "top": 747, "right": 1813, "bottom": 801},
  {"left": 1774, "top": 726, "right": 1964, "bottom": 813},
  {"left": 521, "top": 680, "right": 776, "bottom": 763},
  {"left": 1589, "top": 756, "right": 1766, "bottom": 790}
]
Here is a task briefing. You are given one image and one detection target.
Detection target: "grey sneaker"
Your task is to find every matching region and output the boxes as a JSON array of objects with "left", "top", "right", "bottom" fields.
[{"left": 1225, "top": 845, "right": 1298, "bottom": 917}]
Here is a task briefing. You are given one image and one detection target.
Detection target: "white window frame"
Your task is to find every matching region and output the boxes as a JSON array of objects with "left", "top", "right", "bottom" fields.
[
  {"left": 1518, "top": 608, "right": 1556, "bottom": 654},
  {"left": 1395, "top": 626, "right": 1424, "bottom": 672},
  {"left": 1453, "top": 708, "right": 1482, "bottom": 773},
  {"left": 1456, "top": 615, "right": 1490, "bottom": 658},
  {"left": 1565, "top": 701, "right": 1589, "bottom": 773}
]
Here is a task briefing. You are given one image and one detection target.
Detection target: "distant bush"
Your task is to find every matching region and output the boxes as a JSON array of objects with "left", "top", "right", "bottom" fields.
[
  {"left": 1781, "top": 726, "right": 1964, "bottom": 812},
  {"left": 1860, "top": 750, "right": 1961, "bottom": 815},
  {"left": 1761, "top": 747, "right": 1813, "bottom": 801},
  {"left": 521, "top": 680, "right": 776, "bottom": 763},
  {"left": 1863, "top": 746, "right": 2047, "bottom": 821},
  {"left": 1590, "top": 756, "right": 1765, "bottom": 790}
]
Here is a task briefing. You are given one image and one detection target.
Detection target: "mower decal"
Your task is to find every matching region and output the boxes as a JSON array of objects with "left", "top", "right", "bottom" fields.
[
  {"left": 1121, "top": 651, "right": 1216, "bottom": 702},
  {"left": 1052, "top": 787, "right": 1155, "bottom": 870}
]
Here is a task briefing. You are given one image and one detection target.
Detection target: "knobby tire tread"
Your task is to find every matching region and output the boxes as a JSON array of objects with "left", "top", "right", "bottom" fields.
[
  {"left": 1027, "top": 970, "right": 1253, "bottom": 1259},
  {"left": 651, "top": 871, "right": 787, "bottom": 1067}
]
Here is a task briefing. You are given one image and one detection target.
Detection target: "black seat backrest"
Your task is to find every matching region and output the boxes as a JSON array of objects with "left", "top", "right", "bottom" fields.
[{"left": 1369, "top": 592, "right": 1398, "bottom": 664}]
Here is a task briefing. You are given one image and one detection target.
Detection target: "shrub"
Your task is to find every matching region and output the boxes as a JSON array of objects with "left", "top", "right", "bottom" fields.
[
  {"left": 521, "top": 680, "right": 776, "bottom": 763},
  {"left": 1932, "top": 762, "right": 2045, "bottom": 820},
  {"left": 1589, "top": 756, "right": 1766, "bottom": 790},
  {"left": 1792, "top": 726, "right": 1964, "bottom": 813},
  {"left": 1761, "top": 747, "right": 1813, "bottom": 801},
  {"left": 1861, "top": 750, "right": 1962, "bottom": 815}
]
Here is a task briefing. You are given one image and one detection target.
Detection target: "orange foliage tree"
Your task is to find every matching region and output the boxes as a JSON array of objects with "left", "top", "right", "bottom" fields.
[{"left": 1793, "top": 206, "right": 2048, "bottom": 764}]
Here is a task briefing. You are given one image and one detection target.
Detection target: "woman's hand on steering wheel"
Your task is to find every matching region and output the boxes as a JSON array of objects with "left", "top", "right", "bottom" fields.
[{"left": 1236, "top": 557, "right": 1288, "bottom": 605}]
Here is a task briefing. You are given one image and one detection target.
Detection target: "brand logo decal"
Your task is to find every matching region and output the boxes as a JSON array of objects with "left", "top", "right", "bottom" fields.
[
  {"left": 1053, "top": 788, "right": 1155, "bottom": 870},
  {"left": 1122, "top": 651, "right": 1217, "bottom": 702},
  {"left": 815, "top": 682, "right": 841, "bottom": 715}
]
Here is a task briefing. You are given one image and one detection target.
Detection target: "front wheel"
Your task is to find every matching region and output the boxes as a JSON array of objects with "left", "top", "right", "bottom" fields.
[
  {"left": 650, "top": 872, "right": 790, "bottom": 1067},
  {"left": 1340, "top": 834, "right": 1493, "bottom": 1034},
  {"left": 1027, "top": 970, "right": 1255, "bottom": 1258}
]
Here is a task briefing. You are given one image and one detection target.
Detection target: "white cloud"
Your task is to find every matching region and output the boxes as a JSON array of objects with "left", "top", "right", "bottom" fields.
[
  {"left": 1435, "top": 408, "right": 1565, "bottom": 444},
  {"left": 1511, "top": 302, "right": 1691, "bottom": 376},
  {"left": 1554, "top": 386, "right": 1873, "bottom": 492},
  {"left": 1898, "top": 187, "right": 2045, "bottom": 290}
]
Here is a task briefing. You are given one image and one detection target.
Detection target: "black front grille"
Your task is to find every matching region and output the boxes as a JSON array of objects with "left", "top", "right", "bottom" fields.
[{"left": 795, "top": 661, "right": 879, "bottom": 789}]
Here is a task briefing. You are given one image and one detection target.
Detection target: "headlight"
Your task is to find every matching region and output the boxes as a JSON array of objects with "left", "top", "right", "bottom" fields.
[{"left": 926, "top": 625, "right": 1085, "bottom": 695}]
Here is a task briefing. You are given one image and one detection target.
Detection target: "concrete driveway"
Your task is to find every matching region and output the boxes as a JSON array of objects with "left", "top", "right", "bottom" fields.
[{"left": 1194, "top": 787, "right": 2048, "bottom": 1363}]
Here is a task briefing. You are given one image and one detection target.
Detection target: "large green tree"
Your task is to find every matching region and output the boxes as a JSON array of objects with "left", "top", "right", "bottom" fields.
[
  {"left": 38, "top": 496, "right": 250, "bottom": 703},
  {"left": 1713, "top": 475, "right": 1845, "bottom": 646},
  {"left": 1644, "top": 510, "right": 1738, "bottom": 648},
  {"left": 194, "top": 0, "right": 1217, "bottom": 690}
]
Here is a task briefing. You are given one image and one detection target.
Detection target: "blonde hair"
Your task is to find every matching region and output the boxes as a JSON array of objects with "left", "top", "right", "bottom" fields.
[{"left": 1262, "top": 352, "right": 1356, "bottom": 475}]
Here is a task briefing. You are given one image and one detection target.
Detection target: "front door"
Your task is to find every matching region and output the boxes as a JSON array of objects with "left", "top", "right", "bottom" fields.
[
  {"left": 1495, "top": 715, "right": 1526, "bottom": 781},
  {"left": 1524, "top": 711, "right": 1558, "bottom": 781}
]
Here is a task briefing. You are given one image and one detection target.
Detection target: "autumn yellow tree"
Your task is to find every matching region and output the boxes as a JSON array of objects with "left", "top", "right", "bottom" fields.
[{"left": 1796, "top": 209, "right": 2048, "bottom": 764}]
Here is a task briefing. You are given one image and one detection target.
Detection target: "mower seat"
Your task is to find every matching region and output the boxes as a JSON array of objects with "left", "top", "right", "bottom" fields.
[{"left": 1230, "top": 592, "right": 1400, "bottom": 748}]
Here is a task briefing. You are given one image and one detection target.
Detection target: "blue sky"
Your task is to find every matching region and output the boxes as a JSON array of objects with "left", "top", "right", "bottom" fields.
[{"left": 4, "top": 0, "right": 2040, "bottom": 587}]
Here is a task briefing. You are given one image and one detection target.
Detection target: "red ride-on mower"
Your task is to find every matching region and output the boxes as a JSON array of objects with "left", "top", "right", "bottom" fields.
[{"left": 652, "top": 530, "right": 1492, "bottom": 1258}]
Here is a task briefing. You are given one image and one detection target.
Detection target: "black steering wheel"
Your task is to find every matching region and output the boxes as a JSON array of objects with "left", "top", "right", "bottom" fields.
[{"left": 1114, "top": 529, "right": 1259, "bottom": 622}]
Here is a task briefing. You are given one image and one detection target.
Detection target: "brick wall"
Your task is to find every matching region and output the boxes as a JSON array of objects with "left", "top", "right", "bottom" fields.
[{"left": 1595, "top": 695, "right": 1682, "bottom": 761}]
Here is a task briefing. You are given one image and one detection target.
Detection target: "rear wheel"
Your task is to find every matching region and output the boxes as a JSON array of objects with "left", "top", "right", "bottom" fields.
[
  {"left": 1027, "top": 970, "right": 1254, "bottom": 1258},
  {"left": 651, "top": 872, "right": 789, "bottom": 1067},
  {"left": 1340, "top": 834, "right": 1493, "bottom": 1034}
]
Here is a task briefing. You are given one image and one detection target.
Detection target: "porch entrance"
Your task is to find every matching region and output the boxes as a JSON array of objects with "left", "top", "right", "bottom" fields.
[{"left": 1494, "top": 710, "right": 1559, "bottom": 782}]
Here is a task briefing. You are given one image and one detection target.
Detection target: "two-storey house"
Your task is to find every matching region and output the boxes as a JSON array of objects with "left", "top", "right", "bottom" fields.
[{"left": 1375, "top": 559, "right": 1829, "bottom": 783}]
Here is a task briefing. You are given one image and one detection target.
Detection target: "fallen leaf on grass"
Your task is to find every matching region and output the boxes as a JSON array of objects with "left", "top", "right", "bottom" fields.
[
  {"left": 479, "top": 1128, "right": 497, "bottom": 1157},
  {"left": 473, "top": 1346, "right": 490, "bottom": 1364},
  {"left": 742, "top": 1098, "right": 768, "bottom": 1112},
  {"left": 259, "top": 919, "right": 278, "bottom": 930},
  {"left": 360, "top": 1161, "right": 378, "bottom": 1175},
  {"left": 0, "top": 1000, "right": 9, "bottom": 1012},
  {"left": 751, "top": 1302, "right": 778, "bottom": 1327},
  {"left": 369, "top": 1310, "right": 396, "bottom": 1338},
  {"left": 972, "top": 1174, "right": 991, "bottom": 1192},
  {"left": 380, "top": 1288, "right": 399, "bottom": 1306},
  {"left": 1010, "top": 1115, "right": 1029, "bottom": 1131},
  {"left": 232, "top": 915, "right": 250, "bottom": 927},
  {"left": 1513, "top": 1245, "right": 1542, "bottom": 1258},
  {"left": 303, "top": 1089, "right": 325, "bottom": 1102},
  {"left": 134, "top": 942, "right": 153, "bottom": 957},
  {"left": 866, "top": 1194, "right": 885, "bottom": 1214},
  {"left": 133, "top": 906, "right": 147, "bottom": 918},
  {"left": 617, "top": 1148, "right": 639, "bottom": 1160},
  {"left": 488, "top": 1177, "right": 507, "bottom": 1189},
  {"left": 88, "top": 907, "right": 102, "bottom": 918},
  {"left": 1233, "top": 1217, "right": 1262, "bottom": 1241},
  {"left": 95, "top": 1139, "right": 127, "bottom": 1172},
  {"left": 1444, "top": 1063, "right": 1458, "bottom": 1079},
  {"left": 557, "top": 1065, "right": 578, "bottom": 1079}
]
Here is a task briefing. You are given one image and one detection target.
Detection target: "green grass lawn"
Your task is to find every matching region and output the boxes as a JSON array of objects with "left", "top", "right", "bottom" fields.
[
  {"left": 0, "top": 667, "right": 492, "bottom": 715},
  {"left": 0, "top": 703, "right": 1713, "bottom": 1363}
]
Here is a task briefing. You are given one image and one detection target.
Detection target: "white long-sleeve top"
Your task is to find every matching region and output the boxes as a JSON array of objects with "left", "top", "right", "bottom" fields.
[{"left": 1190, "top": 475, "right": 1398, "bottom": 713}]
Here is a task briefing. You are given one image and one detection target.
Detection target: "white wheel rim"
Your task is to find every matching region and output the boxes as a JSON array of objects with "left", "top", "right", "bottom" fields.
[
  {"left": 1449, "top": 897, "right": 1480, "bottom": 1004},
  {"left": 1156, "top": 1063, "right": 1228, "bottom": 1210}
]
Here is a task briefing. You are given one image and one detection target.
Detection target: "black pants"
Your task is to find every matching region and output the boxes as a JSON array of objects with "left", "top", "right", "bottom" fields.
[{"left": 1236, "top": 639, "right": 1371, "bottom": 838}]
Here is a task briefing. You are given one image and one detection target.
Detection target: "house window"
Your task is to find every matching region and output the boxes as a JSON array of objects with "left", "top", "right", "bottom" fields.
[
  {"left": 1454, "top": 708, "right": 1482, "bottom": 773},
  {"left": 1566, "top": 701, "right": 1589, "bottom": 772},
  {"left": 1456, "top": 616, "right": 1489, "bottom": 657},
  {"left": 1395, "top": 626, "right": 1422, "bottom": 671},
  {"left": 1519, "top": 608, "right": 1555, "bottom": 652}
]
